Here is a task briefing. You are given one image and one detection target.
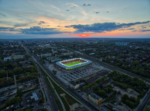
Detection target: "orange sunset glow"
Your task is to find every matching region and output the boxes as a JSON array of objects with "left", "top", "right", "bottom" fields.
[{"left": 78, "top": 34, "right": 91, "bottom": 38}]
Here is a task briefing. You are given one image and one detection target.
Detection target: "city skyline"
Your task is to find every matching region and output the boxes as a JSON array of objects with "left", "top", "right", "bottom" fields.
[{"left": 0, "top": 0, "right": 150, "bottom": 39}]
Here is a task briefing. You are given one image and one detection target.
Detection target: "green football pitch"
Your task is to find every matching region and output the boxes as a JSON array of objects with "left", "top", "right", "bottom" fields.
[{"left": 65, "top": 61, "right": 82, "bottom": 66}]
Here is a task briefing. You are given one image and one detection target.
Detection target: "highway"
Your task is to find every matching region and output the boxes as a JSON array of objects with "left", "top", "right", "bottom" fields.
[
  {"left": 35, "top": 61, "right": 59, "bottom": 111},
  {"left": 21, "top": 42, "right": 150, "bottom": 111},
  {"left": 33, "top": 55, "right": 99, "bottom": 111},
  {"left": 21, "top": 43, "right": 100, "bottom": 111}
]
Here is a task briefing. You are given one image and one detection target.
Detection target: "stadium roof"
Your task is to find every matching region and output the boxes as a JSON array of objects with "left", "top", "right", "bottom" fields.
[{"left": 56, "top": 58, "right": 92, "bottom": 69}]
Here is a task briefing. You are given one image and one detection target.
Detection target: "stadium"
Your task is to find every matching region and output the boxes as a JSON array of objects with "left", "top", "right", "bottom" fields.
[{"left": 54, "top": 58, "right": 92, "bottom": 72}]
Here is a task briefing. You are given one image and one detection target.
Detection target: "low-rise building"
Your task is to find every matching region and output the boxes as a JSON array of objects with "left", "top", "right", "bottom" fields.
[
  {"left": 41, "top": 53, "right": 52, "bottom": 58},
  {"left": 88, "top": 93, "right": 102, "bottom": 105},
  {"left": 69, "top": 81, "right": 80, "bottom": 89},
  {"left": 62, "top": 52, "right": 73, "bottom": 56},
  {"left": 31, "top": 92, "right": 39, "bottom": 101},
  {"left": 89, "top": 53, "right": 95, "bottom": 56},
  {"left": 115, "top": 42, "right": 128, "bottom": 46},
  {"left": 12, "top": 55, "right": 24, "bottom": 60},
  {"left": 3, "top": 56, "right": 12, "bottom": 61},
  {"left": 48, "top": 57, "right": 61, "bottom": 62}
]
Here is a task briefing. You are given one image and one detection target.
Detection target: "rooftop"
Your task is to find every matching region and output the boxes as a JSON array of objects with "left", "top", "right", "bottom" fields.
[
  {"left": 31, "top": 92, "right": 39, "bottom": 101},
  {"left": 89, "top": 93, "right": 101, "bottom": 100}
]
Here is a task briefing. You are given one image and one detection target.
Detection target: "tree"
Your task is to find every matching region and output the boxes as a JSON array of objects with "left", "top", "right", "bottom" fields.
[
  {"left": 14, "top": 67, "right": 23, "bottom": 75},
  {"left": 83, "top": 85, "right": 88, "bottom": 91},
  {"left": 94, "top": 85, "right": 99, "bottom": 91},
  {"left": 52, "top": 70, "right": 57, "bottom": 75},
  {"left": 0, "top": 70, "right": 6, "bottom": 78},
  {"left": 99, "top": 90, "right": 106, "bottom": 96},
  {"left": 25, "top": 109, "right": 31, "bottom": 111},
  {"left": 88, "top": 84, "right": 92, "bottom": 88},
  {"left": 133, "top": 60, "right": 139, "bottom": 66},
  {"left": 42, "top": 56, "right": 46, "bottom": 60},
  {"left": 122, "top": 94, "right": 129, "bottom": 102},
  {"left": 129, "top": 101, "right": 134, "bottom": 109},
  {"left": 25, "top": 54, "right": 30, "bottom": 59},
  {"left": 17, "top": 88, "right": 22, "bottom": 96},
  {"left": 144, "top": 107, "right": 149, "bottom": 111},
  {"left": 16, "top": 109, "right": 23, "bottom": 111},
  {"left": 92, "top": 82, "right": 96, "bottom": 86}
]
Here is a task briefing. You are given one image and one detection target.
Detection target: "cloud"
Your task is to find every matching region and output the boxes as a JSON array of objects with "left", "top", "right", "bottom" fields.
[
  {"left": 20, "top": 26, "right": 70, "bottom": 34},
  {"left": 65, "top": 21, "right": 150, "bottom": 33},
  {"left": 0, "top": 13, "right": 6, "bottom": 17},
  {"left": 14, "top": 23, "right": 29, "bottom": 27},
  {"left": 38, "top": 21, "right": 45, "bottom": 25},
  {"left": 81, "top": 11, "right": 88, "bottom": 16},
  {"left": 132, "top": 30, "right": 137, "bottom": 32},
  {"left": 65, "top": 3, "right": 87, "bottom": 16},
  {"left": 141, "top": 29, "right": 150, "bottom": 32},
  {"left": 127, "top": 28, "right": 135, "bottom": 30},
  {"left": 0, "top": 27, "right": 15, "bottom": 31},
  {"left": 0, "top": 26, "right": 71, "bottom": 35},
  {"left": 1, "top": 21, "right": 150, "bottom": 35},
  {"left": 50, "top": 5, "right": 60, "bottom": 11}
]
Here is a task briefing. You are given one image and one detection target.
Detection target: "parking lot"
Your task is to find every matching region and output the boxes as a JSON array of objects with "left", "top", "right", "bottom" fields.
[{"left": 47, "top": 62, "right": 106, "bottom": 85}]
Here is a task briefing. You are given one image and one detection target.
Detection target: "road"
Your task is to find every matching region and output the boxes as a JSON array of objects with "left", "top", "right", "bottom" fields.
[
  {"left": 14, "top": 75, "right": 17, "bottom": 86},
  {"left": 74, "top": 50, "right": 150, "bottom": 111},
  {"left": 21, "top": 43, "right": 99, "bottom": 111},
  {"left": 74, "top": 50, "right": 150, "bottom": 84},
  {"left": 137, "top": 90, "right": 150, "bottom": 111},
  {"left": 36, "top": 63, "right": 59, "bottom": 111},
  {"left": 47, "top": 77, "right": 66, "bottom": 111}
]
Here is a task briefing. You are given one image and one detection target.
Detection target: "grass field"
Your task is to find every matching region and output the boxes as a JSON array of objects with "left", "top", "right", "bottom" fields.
[{"left": 65, "top": 61, "right": 82, "bottom": 66}]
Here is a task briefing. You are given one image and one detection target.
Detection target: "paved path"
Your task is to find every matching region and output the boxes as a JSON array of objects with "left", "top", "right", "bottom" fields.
[
  {"left": 47, "top": 77, "right": 66, "bottom": 111},
  {"left": 22, "top": 43, "right": 98, "bottom": 111},
  {"left": 14, "top": 75, "right": 17, "bottom": 86},
  {"left": 35, "top": 63, "right": 58, "bottom": 111},
  {"left": 136, "top": 90, "right": 150, "bottom": 111}
]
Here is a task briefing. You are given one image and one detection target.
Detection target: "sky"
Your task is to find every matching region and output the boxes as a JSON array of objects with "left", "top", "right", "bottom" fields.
[{"left": 0, "top": 0, "right": 150, "bottom": 39}]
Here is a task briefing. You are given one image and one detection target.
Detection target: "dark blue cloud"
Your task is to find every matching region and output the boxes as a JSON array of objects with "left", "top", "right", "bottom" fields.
[
  {"left": 141, "top": 30, "right": 150, "bottom": 32},
  {"left": 0, "top": 27, "right": 15, "bottom": 31},
  {"left": 38, "top": 21, "right": 45, "bottom": 25},
  {"left": 0, "top": 21, "right": 150, "bottom": 35},
  {"left": 127, "top": 28, "right": 135, "bottom": 30},
  {"left": 0, "top": 26, "right": 70, "bottom": 34},
  {"left": 14, "top": 23, "right": 29, "bottom": 27},
  {"left": 21, "top": 26, "right": 69, "bottom": 34},
  {"left": 65, "top": 21, "right": 150, "bottom": 33}
]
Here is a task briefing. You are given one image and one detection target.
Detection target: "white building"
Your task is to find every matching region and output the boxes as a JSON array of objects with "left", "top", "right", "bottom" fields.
[
  {"left": 88, "top": 93, "right": 102, "bottom": 105},
  {"left": 69, "top": 81, "right": 80, "bottom": 89},
  {"left": 3, "top": 56, "right": 12, "bottom": 61}
]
